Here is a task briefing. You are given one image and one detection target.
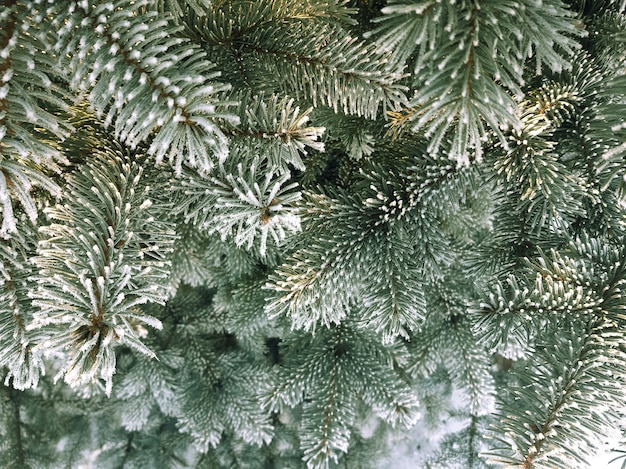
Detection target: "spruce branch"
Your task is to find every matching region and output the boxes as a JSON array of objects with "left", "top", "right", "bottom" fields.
[
  {"left": 168, "top": 221, "right": 216, "bottom": 289},
  {"left": 486, "top": 316, "right": 626, "bottom": 468},
  {"left": 189, "top": 0, "right": 407, "bottom": 119},
  {"left": 443, "top": 318, "right": 495, "bottom": 417},
  {"left": 184, "top": 0, "right": 357, "bottom": 34},
  {"left": 0, "top": 224, "right": 44, "bottom": 390},
  {"left": 372, "top": 0, "right": 583, "bottom": 163},
  {"left": 0, "top": 0, "right": 624, "bottom": 466},
  {"left": 263, "top": 323, "right": 419, "bottom": 469},
  {"left": 472, "top": 275, "right": 539, "bottom": 359},
  {"left": 154, "top": 0, "right": 213, "bottom": 20},
  {"left": 310, "top": 107, "right": 378, "bottom": 161},
  {"left": 50, "top": 0, "right": 237, "bottom": 175},
  {"left": 357, "top": 229, "right": 427, "bottom": 342},
  {"left": 220, "top": 93, "right": 325, "bottom": 172},
  {"left": 238, "top": 22, "right": 406, "bottom": 119},
  {"left": 30, "top": 143, "right": 175, "bottom": 395},
  {"left": 267, "top": 154, "right": 471, "bottom": 337},
  {"left": 301, "top": 345, "right": 353, "bottom": 469},
  {"left": 265, "top": 192, "right": 373, "bottom": 331},
  {"left": 266, "top": 244, "right": 351, "bottom": 331},
  {"left": 483, "top": 239, "right": 626, "bottom": 467},
  {"left": 173, "top": 153, "right": 302, "bottom": 257},
  {"left": 176, "top": 348, "right": 274, "bottom": 451},
  {"left": 0, "top": 1, "right": 71, "bottom": 236}
]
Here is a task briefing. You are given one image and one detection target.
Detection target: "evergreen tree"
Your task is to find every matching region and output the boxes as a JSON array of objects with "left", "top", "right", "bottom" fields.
[{"left": 1, "top": 0, "right": 625, "bottom": 468}]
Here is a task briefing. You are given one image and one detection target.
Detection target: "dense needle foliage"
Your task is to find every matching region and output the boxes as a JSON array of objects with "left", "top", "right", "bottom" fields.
[{"left": 1, "top": 0, "right": 626, "bottom": 468}]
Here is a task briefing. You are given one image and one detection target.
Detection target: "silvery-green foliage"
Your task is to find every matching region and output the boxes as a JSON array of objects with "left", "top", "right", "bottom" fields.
[
  {"left": 0, "top": 1, "right": 626, "bottom": 468},
  {"left": 30, "top": 144, "right": 175, "bottom": 395}
]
